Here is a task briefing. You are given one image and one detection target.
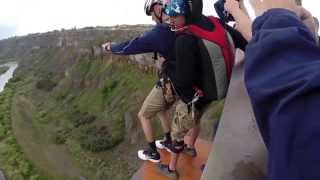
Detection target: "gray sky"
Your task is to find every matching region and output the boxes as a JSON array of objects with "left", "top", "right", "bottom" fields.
[
  {"left": 0, "top": 0, "right": 319, "bottom": 40},
  {"left": 0, "top": 25, "right": 17, "bottom": 40}
]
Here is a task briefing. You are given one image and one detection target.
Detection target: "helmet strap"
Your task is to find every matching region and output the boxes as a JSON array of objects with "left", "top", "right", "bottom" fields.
[
  {"left": 154, "top": 10, "right": 163, "bottom": 24},
  {"left": 170, "top": 25, "right": 188, "bottom": 32}
]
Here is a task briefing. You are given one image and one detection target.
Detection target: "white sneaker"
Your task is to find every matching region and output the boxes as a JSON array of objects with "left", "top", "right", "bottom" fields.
[
  {"left": 137, "top": 149, "right": 160, "bottom": 163},
  {"left": 156, "top": 140, "right": 165, "bottom": 149},
  {"left": 156, "top": 139, "right": 172, "bottom": 152}
]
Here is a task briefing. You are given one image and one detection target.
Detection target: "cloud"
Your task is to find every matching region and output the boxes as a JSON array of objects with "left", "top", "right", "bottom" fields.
[{"left": 0, "top": 25, "right": 17, "bottom": 40}]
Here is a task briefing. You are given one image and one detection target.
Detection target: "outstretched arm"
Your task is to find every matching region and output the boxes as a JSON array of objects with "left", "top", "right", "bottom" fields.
[{"left": 101, "top": 25, "right": 168, "bottom": 55}]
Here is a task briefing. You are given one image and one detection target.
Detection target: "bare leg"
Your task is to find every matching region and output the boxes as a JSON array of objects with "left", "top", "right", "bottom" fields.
[
  {"left": 169, "top": 152, "right": 179, "bottom": 171},
  {"left": 158, "top": 110, "right": 171, "bottom": 133},
  {"left": 186, "top": 123, "right": 200, "bottom": 148},
  {"left": 138, "top": 112, "right": 154, "bottom": 142}
]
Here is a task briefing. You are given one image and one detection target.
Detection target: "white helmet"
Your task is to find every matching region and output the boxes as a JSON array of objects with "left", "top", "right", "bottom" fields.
[{"left": 144, "top": 0, "right": 163, "bottom": 16}]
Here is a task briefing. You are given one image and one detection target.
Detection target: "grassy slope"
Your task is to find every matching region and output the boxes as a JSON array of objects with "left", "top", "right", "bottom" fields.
[
  {"left": 0, "top": 66, "right": 9, "bottom": 75},
  {"left": 0, "top": 78, "right": 47, "bottom": 180},
  {"left": 11, "top": 55, "right": 157, "bottom": 179}
]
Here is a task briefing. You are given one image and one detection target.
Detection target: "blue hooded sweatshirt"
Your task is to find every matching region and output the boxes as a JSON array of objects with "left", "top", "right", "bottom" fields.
[
  {"left": 245, "top": 9, "right": 320, "bottom": 180},
  {"left": 110, "top": 24, "right": 175, "bottom": 59},
  {"left": 110, "top": 23, "right": 176, "bottom": 82}
]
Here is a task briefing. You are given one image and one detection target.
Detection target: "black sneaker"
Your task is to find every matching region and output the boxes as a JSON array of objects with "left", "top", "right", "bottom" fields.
[
  {"left": 158, "top": 164, "right": 179, "bottom": 180},
  {"left": 137, "top": 149, "right": 160, "bottom": 163},
  {"left": 182, "top": 145, "right": 197, "bottom": 157},
  {"left": 156, "top": 139, "right": 172, "bottom": 152}
]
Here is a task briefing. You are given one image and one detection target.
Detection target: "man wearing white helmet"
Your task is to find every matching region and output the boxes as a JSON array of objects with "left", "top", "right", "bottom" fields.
[
  {"left": 102, "top": 0, "right": 177, "bottom": 163},
  {"left": 144, "top": 0, "right": 164, "bottom": 24}
]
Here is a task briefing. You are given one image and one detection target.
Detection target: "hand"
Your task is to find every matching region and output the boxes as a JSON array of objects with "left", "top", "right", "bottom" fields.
[
  {"left": 250, "top": 0, "right": 299, "bottom": 16},
  {"left": 101, "top": 42, "right": 112, "bottom": 52},
  {"left": 225, "top": 0, "right": 253, "bottom": 41},
  {"left": 251, "top": 1, "right": 317, "bottom": 37},
  {"left": 297, "top": 7, "right": 319, "bottom": 42},
  {"left": 156, "top": 56, "right": 166, "bottom": 70},
  {"left": 297, "top": 7, "right": 316, "bottom": 30},
  {"left": 225, "top": 0, "right": 240, "bottom": 15}
]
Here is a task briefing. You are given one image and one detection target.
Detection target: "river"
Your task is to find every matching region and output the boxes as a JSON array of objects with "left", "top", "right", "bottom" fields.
[{"left": 0, "top": 62, "right": 18, "bottom": 92}]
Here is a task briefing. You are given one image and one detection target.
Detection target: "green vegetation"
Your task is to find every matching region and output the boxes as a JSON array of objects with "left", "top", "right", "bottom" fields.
[
  {"left": 0, "top": 66, "right": 9, "bottom": 74},
  {"left": 0, "top": 78, "right": 47, "bottom": 180},
  {"left": 35, "top": 79, "right": 57, "bottom": 92},
  {"left": 0, "top": 66, "right": 9, "bottom": 75},
  {"left": 78, "top": 124, "right": 120, "bottom": 152},
  {"left": 10, "top": 55, "right": 156, "bottom": 179}
]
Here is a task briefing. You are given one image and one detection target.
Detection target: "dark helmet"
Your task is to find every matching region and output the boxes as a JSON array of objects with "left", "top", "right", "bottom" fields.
[{"left": 144, "top": 0, "right": 163, "bottom": 16}]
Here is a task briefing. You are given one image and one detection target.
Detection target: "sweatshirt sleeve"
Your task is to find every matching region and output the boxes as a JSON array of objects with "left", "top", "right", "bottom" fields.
[
  {"left": 110, "top": 26, "right": 163, "bottom": 55},
  {"left": 244, "top": 9, "right": 320, "bottom": 180}
]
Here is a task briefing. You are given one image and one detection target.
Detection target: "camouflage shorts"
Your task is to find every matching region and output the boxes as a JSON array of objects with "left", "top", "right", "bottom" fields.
[{"left": 171, "top": 100, "right": 197, "bottom": 141}]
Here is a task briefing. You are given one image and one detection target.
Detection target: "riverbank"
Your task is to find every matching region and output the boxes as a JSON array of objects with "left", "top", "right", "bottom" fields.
[
  {"left": 0, "top": 67, "right": 9, "bottom": 76},
  {"left": 0, "top": 78, "right": 47, "bottom": 179},
  {"left": 0, "top": 63, "right": 47, "bottom": 179},
  {"left": 0, "top": 63, "right": 18, "bottom": 92}
]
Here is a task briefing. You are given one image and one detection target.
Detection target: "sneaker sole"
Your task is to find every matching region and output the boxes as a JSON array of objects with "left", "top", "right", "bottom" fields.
[
  {"left": 137, "top": 151, "right": 160, "bottom": 163},
  {"left": 156, "top": 140, "right": 173, "bottom": 153},
  {"left": 155, "top": 140, "right": 165, "bottom": 149},
  {"left": 164, "top": 146, "right": 172, "bottom": 153}
]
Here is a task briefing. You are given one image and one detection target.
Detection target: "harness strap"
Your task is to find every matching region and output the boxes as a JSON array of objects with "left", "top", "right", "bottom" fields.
[{"left": 187, "top": 87, "right": 204, "bottom": 119}]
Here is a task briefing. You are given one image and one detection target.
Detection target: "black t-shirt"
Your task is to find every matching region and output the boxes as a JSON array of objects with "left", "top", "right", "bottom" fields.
[{"left": 173, "top": 33, "right": 213, "bottom": 110}]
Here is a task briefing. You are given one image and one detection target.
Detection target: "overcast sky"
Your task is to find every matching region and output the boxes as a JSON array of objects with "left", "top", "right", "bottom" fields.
[{"left": 0, "top": 0, "right": 319, "bottom": 40}]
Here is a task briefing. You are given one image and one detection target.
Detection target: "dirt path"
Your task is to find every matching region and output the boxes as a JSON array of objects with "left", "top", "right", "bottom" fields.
[{"left": 11, "top": 95, "right": 88, "bottom": 180}]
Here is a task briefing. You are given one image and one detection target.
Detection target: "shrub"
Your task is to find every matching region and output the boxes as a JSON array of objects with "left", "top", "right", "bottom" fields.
[
  {"left": 0, "top": 125, "right": 6, "bottom": 140},
  {"left": 79, "top": 125, "right": 120, "bottom": 152},
  {"left": 70, "top": 112, "right": 96, "bottom": 128},
  {"left": 52, "top": 128, "right": 71, "bottom": 144},
  {"left": 35, "top": 79, "right": 57, "bottom": 91},
  {"left": 102, "top": 80, "right": 118, "bottom": 100},
  {"left": 9, "top": 76, "right": 22, "bottom": 83}
]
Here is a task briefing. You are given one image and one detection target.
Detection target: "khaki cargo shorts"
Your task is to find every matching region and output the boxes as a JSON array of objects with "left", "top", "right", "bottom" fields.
[
  {"left": 139, "top": 84, "right": 175, "bottom": 119},
  {"left": 171, "top": 100, "right": 206, "bottom": 141}
]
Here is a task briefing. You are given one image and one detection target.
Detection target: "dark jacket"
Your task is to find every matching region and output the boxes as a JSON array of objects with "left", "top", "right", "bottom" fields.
[{"left": 245, "top": 9, "right": 320, "bottom": 180}]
